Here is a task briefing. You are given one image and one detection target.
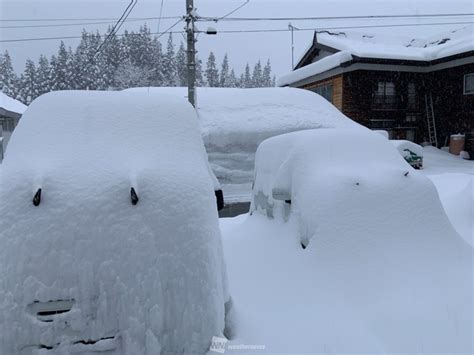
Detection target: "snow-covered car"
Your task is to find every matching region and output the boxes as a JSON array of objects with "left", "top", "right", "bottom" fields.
[
  {"left": 0, "top": 91, "right": 229, "bottom": 354},
  {"left": 250, "top": 128, "right": 472, "bottom": 352},
  {"left": 390, "top": 139, "right": 424, "bottom": 169}
]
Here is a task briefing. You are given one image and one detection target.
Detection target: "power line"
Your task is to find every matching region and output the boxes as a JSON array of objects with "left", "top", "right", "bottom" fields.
[
  {"left": 157, "top": 0, "right": 166, "bottom": 33},
  {"left": 196, "top": 21, "right": 473, "bottom": 34},
  {"left": 0, "top": 16, "right": 182, "bottom": 22},
  {"left": 198, "top": 13, "right": 474, "bottom": 22},
  {"left": 155, "top": 18, "right": 184, "bottom": 40},
  {"left": 0, "top": 20, "right": 470, "bottom": 43},
  {"left": 0, "top": 17, "right": 181, "bottom": 29}
]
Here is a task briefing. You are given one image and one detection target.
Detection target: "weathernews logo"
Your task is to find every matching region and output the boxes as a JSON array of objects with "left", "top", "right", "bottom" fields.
[{"left": 209, "top": 336, "right": 265, "bottom": 353}]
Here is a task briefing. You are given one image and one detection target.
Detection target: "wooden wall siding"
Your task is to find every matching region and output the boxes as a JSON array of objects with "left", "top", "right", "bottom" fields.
[{"left": 301, "top": 75, "right": 343, "bottom": 110}]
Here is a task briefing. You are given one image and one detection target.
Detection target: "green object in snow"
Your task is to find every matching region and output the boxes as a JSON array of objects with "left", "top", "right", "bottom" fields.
[{"left": 403, "top": 149, "right": 423, "bottom": 169}]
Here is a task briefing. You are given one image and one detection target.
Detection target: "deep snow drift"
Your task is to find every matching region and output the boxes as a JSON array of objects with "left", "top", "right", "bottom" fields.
[
  {"left": 126, "top": 87, "right": 359, "bottom": 188},
  {"left": 221, "top": 129, "right": 472, "bottom": 353},
  {"left": 0, "top": 91, "right": 229, "bottom": 354}
]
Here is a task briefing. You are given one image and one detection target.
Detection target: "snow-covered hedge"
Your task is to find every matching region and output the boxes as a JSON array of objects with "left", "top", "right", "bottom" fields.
[{"left": 0, "top": 91, "right": 229, "bottom": 354}]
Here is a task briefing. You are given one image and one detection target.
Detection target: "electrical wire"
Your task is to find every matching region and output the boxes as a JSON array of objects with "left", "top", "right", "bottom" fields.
[
  {"left": 197, "top": 13, "right": 474, "bottom": 22},
  {"left": 157, "top": 0, "right": 165, "bottom": 33},
  {"left": 214, "top": 0, "right": 250, "bottom": 21},
  {"left": 154, "top": 18, "right": 184, "bottom": 40},
  {"left": 0, "top": 20, "right": 471, "bottom": 43}
]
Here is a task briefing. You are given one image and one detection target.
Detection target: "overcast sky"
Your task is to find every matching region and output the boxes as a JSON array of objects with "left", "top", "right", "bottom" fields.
[{"left": 1, "top": 0, "right": 472, "bottom": 77}]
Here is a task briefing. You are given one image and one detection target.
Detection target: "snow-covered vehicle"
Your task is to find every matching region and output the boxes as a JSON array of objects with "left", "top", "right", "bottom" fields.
[
  {"left": 0, "top": 91, "right": 229, "bottom": 354},
  {"left": 250, "top": 129, "right": 472, "bottom": 352},
  {"left": 390, "top": 139, "right": 424, "bottom": 169}
]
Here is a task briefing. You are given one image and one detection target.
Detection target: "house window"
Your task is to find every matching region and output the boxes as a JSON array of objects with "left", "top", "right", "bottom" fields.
[
  {"left": 464, "top": 73, "right": 474, "bottom": 95},
  {"left": 373, "top": 81, "right": 398, "bottom": 110},
  {"left": 311, "top": 83, "right": 333, "bottom": 103},
  {"left": 407, "top": 83, "right": 417, "bottom": 110}
]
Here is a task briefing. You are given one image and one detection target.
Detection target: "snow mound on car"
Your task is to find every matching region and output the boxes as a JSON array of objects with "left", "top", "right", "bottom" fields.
[
  {"left": 0, "top": 90, "right": 228, "bottom": 354},
  {"left": 249, "top": 129, "right": 472, "bottom": 353},
  {"left": 126, "top": 87, "right": 361, "bottom": 184}
]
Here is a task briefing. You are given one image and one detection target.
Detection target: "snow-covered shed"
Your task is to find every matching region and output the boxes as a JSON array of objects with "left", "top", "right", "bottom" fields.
[
  {"left": 278, "top": 25, "right": 474, "bottom": 154},
  {"left": 0, "top": 91, "right": 26, "bottom": 154}
]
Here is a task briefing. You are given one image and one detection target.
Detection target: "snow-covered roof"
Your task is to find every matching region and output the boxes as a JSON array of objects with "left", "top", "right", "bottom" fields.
[
  {"left": 0, "top": 91, "right": 27, "bottom": 115},
  {"left": 317, "top": 25, "right": 473, "bottom": 62},
  {"left": 279, "top": 25, "right": 473, "bottom": 86},
  {"left": 278, "top": 51, "right": 353, "bottom": 87}
]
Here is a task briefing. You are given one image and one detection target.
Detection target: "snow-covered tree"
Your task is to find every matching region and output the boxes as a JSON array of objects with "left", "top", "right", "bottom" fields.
[
  {"left": 205, "top": 52, "right": 219, "bottom": 87},
  {"left": 0, "top": 51, "right": 19, "bottom": 97},
  {"left": 36, "top": 55, "right": 51, "bottom": 96},
  {"left": 114, "top": 60, "right": 151, "bottom": 89},
  {"left": 252, "top": 60, "right": 262, "bottom": 88},
  {"left": 219, "top": 53, "right": 230, "bottom": 87},
  {"left": 262, "top": 59, "right": 272, "bottom": 87},
  {"left": 18, "top": 59, "right": 38, "bottom": 104},
  {"left": 176, "top": 42, "right": 187, "bottom": 87},
  {"left": 228, "top": 69, "right": 238, "bottom": 88},
  {"left": 242, "top": 63, "right": 252, "bottom": 88},
  {"left": 162, "top": 33, "right": 176, "bottom": 86},
  {"left": 195, "top": 56, "right": 205, "bottom": 87},
  {"left": 50, "top": 41, "right": 71, "bottom": 91},
  {"left": 148, "top": 37, "right": 164, "bottom": 86}
]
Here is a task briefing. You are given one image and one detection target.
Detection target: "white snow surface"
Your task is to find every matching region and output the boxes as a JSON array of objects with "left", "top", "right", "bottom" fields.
[
  {"left": 277, "top": 51, "right": 353, "bottom": 87},
  {"left": 127, "top": 87, "right": 360, "bottom": 186},
  {"left": 221, "top": 129, "right": 473, "bottom": 353},
  {"left": 279, "top": 25, "right": 473, "bottom": 86},
  {"left": 317, "top": 25, "right": 473, "bottom": 61},
  {"left": 0, "top": 91, "right": 229, "bottom": 354},
  {"left": 0, "top": 91, "right": 27, "bottom": 114}
]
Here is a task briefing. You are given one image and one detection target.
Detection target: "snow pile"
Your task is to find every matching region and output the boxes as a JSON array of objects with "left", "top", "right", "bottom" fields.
[
  {"left": 0, "top": 91, "right": 27, "bottom": 115},
  {"left": 126, "top": 87, "right": 360, "bottom": 186},
  {"left": 0, "top": 91, "right": 229, "bottom": 354},
  {"left": 429, "top": 174, "right": 473, "bottom": 246},
  {"left": 232, "top": 129, "right": 472, "bottom": 353},
  {"left": 390, "top": 139, "right": 424, "bottom": 167},
  {"left": 277, "top": 51, "right": 352, "bottom": 87}
]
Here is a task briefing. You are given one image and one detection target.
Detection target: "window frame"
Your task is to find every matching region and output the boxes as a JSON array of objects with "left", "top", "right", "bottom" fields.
[{"left": 463, "top": 73, "right": 474, "bottom": 95}]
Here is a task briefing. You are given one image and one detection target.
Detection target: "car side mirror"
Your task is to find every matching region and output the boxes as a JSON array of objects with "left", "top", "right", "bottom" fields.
[{"left": 215, "top": 190, "right": 224, "bottom": 211}]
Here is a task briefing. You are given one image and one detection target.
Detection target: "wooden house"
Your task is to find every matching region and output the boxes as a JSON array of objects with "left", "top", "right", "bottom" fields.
[{"left": 278, "top": 26, "right": 474, "bottom": 156}]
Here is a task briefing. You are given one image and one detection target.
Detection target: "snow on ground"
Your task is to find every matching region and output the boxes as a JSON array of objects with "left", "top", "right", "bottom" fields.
[
  {"left": 220, "top": 130, "right": 472, "bottom": 353},
  {"left": 0, "top": 91, "right": 27, "bottom": 115},
  {"left": 126, "top": 87, "right": 361, "bottom": 199},
  {"left": 421, "top": 146, "right": 473, "bottom": 246},
  {"left": 0, "top": 91, "right": 229, "bottom": 354}
]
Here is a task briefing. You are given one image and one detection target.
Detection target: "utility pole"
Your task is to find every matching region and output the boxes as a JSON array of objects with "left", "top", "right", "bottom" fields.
[
  {"left": 185, "top": 0, "right": 197, "bottom": 107},
  {"left": 289, "top": 23, "right": 295, "bottom": 69}
]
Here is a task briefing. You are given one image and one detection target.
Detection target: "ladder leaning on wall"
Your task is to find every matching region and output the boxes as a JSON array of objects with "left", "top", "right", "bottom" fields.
[{"left": 424, "top": 92, "right": 438, "bottom": 147}]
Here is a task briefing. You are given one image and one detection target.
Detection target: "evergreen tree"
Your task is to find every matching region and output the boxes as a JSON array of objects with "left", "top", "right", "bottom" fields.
[
  {"left": 262, "top": 59, "right": 272, "bottom": 87},
  {"left": 149, "top": 37, "right": 164, "bottom": 86},
  {"left": 219, "top": 53, "right": 230, "bottom": 87},
  {"left": 272, "top": 75, "right": 276, "bottom": 87},
  {"left": 205, "top": 52, "right": 219, "bottom": 87},
  {"left": 195, "top": 56, "right": 205, "bottom": 87},
  {"left": 243, "top": 63, "right": 252, "bottom": 88},
  {"left": 36, "top": 55, "right": 51, "bottom": 96},
  {"left": 176, "top": 42, "right": 187, "bottom": 87},
  {"left": 162, "top": 33, "right": 176, "bottom": 86},
  {"left": 252, "top": 60, "right": 262, "bottom": 88},
  {"left": 101, "top": 27, "right": 122, "bottom": 88},
  {"left": 228, "top": 69, "right": 238, "bottom": 88},
  {"left": 18, "top": 59, "right": 38, "bottom": 104},
  {"left": 0, "top": 50, "right": 19, "bottom": 97},
  {"left": 50, "top": 41, "right": 70, "bottom": 91}
]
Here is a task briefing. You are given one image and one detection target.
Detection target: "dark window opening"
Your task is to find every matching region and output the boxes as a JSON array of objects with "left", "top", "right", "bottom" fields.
[
  {"left": 311, "top": 84, "right": 333, "bottom": 103},
  {"left": 464, "top": 73, "right": 474, "bottom": 95},
  {"left": 373, "top": 81, "right": 398, "bottom": 110}
]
